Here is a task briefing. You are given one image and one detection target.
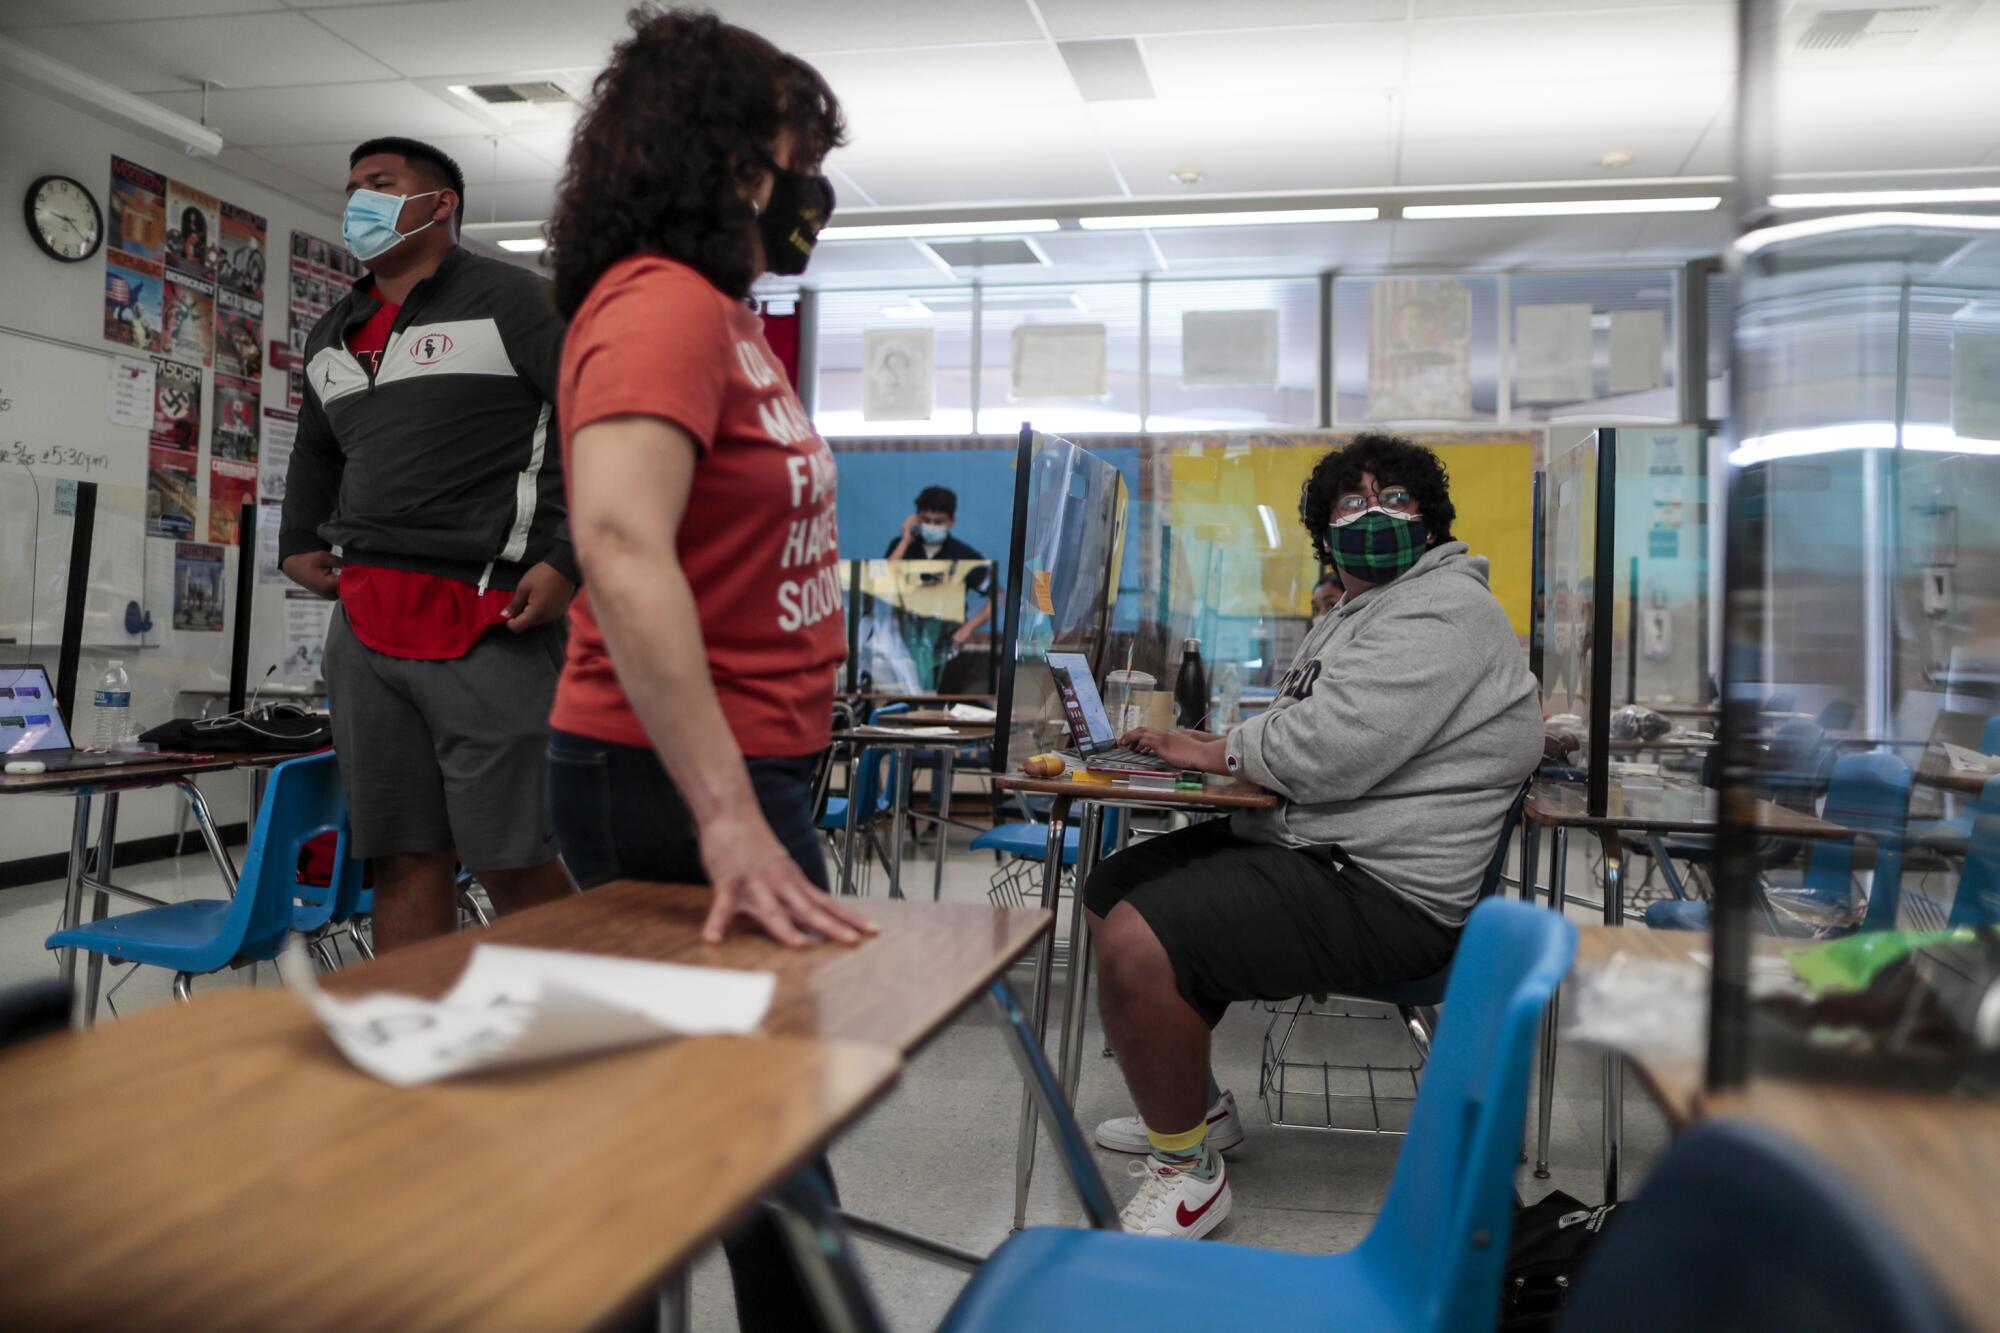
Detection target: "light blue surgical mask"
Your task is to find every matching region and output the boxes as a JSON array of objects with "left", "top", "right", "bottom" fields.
[
  {"left": 919, "top": 523, "right": 949, "bottom": 545},
  {"left": 343, "top": 187, "right": 439, "bottom": 262}
]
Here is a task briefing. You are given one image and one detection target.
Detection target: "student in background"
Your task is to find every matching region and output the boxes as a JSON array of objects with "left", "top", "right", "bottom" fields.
[
  {"left": 1312, "top": 571, "right": 1341, "bottom": 619},
  {"left": 280, "top": 136, "right": 576, "bottom": 954},
  {"left": 543, "top": 11, "right": 874, "bottom": 1330},
  {"left": 884, "top": 484, "right": 995, "bottom": 649}
]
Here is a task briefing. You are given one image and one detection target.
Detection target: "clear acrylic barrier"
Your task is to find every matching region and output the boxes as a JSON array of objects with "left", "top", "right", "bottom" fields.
[
  {"left": 1711, "top": 216, "right": 2000, "bottom": 1095},
  {"left": 1541, "top": 432, "right": 1602, "bottom": 776},
  {"left": 847, "top": 558, "right": 998, "bottom": 696},
  {"left": 1606, "top": 427, "right": 1712, "bottom": 724},
  {"left": 995, "top": 432, "right": 1129, "bottom": 773}
]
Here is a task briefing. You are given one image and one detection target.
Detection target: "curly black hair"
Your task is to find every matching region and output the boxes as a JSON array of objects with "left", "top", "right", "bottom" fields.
[
  {"left": 548, "top": 7, "right": 845, "bottom": 316},
  {"left": 1298, "top": 432, "right": 1457, "bottom": 568}
]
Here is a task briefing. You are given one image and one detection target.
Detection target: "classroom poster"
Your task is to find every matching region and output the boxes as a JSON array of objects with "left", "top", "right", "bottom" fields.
[
  {"left": 148, "top": 359, "right": 201, "bottom": 452},
  {"left": 173, "top": 541, "right": 225, "bottom": 631},
  {"left": 217, "top": 201, "right": 266, "bottom": 301},
  {"left": 213, "top": 373, "right": 260, "bottom": 461},
  {"left": 282, "top": 590, "right": 333, "bottom": 681},
  {"left": 862, "top": 328, "right": 934, "bottom": 421},
  {"left": 103, "top": 251, "right": 163, "bottom": 353},
  {"left": 108, "top": 356, "right": 154, "bottom": 429},
  {"left": 258, "top": 514, "right": 285, "bottom": 585},
  {"left": 287, "top": 229, "right": 351, "bottom": 409},
  {"left": 162, "top": 273, "right": 215, "bottom": 367},
  {"left": 208, "top": 457, "right": 257, "bottom": 545},
  {"left": 147, "top": 445, "right": 198, "bottom": 539},
  {"left": 258, "top": 407, "right": 296, "bottom": 502},
  {"left": 1367, "top": 278, "right": 1472, "bottom": 420},
  {"left": 215, "top": 287, "right": 263, "bottom": 379},
  {"left": 164, "top": 179, "right": 219, "bottom": 283},
  {"left": 107, "top": 156, "right": 165, "bottom": 262}
]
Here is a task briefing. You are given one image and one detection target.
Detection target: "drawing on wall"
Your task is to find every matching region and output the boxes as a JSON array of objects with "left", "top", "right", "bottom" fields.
[
  {"left": 1181, "top": 310, "right": 1279, "bottom": 388},
  {"left": 1367, "top": 278, "right": 1472, "bottom": 421},
  {"left": 862, "top": 328, "right": 935, "bottom": 421},
  {"left": 1011, "top": 323, "right": 1108, "bottom": 400}
]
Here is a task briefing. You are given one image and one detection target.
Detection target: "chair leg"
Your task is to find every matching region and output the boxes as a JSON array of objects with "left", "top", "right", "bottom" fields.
[
  {"left": 349, "top": 924, "right": 375, "bottom": 961},
  {"left": 172, "top": 973, "right": 193, "bottom": 1003},
  {"left": 1401, "top": 1004, "right": 1438, "bottom": 1064}
]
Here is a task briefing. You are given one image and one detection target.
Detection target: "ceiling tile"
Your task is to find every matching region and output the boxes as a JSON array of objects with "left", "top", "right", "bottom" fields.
[
  {"left": 837, "top": 100, "right": 1104, "bottom": 164},
  {"left": 252, "top": 134, "right": 558, "bottom": 192},
  {"left": 452, "top": 178, "right": 562, "bottom": 224},
  {"left": 308, "top": 0, "right": 637, "bottom": 77},
  {"left": 803, "top": 239, "right": 943, "bottom": 281},
  {"left": 1106, "top": 137, "right": 1397, "bottom": 196},
  {"left": 1415, "top": 0, "right": 1727, "bottom": 14},
  {"left": 722, "top": 0, "right": 1042, "bottom": 52},
  {"left": 806, "top": 43, "right": 1078, "bottom": 112},
  {"left": 1404, "top": 7, "right": 1734, "bottom": 86},
  {"left": 1397, "top": 129, "right": 1709, "bottom": 185},
  {"left": 1091, "top": 94, "right": 1395, "bottom": 194},
  {"left": 1141, "top": 24, "right": 1408, "bottom": 99},
  {"left": 1039, "top": 0, "right": 1404, "bottom": 40},
  {"left": 10, "top": 11, "right": 396, "bottom": 91},
  {"left": 1401, "top": 76, "right": 1732, "bottom": 140},
  {"left": 213, "top": 145, "right": 326, "bottom": 196},
  {"left": 1030, "top": 230, "right": 1161, "bottom": 270},
  {"left": 140, "top": 81, "right": 489, "bottom": 148},
  {"left": 1389, "top": 214, "right": 1653, "bottom": 266},
  {"left": 0, "top": 0, "right": 280, "bottom": 24},
  {"left": 831, "top": 151, "right": 1125, "bottom": 209}
]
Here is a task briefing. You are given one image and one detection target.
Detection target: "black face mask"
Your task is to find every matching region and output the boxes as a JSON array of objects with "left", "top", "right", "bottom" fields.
[{"left": 757, "top": 166, "right": 835, "bottom": 276}]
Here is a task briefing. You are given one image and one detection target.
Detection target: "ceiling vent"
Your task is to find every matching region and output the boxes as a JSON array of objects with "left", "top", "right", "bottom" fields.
[
  {"left": 462, "top": 80, "right": 574, "bottom": 106},
  {"left": 1056, "top": 38, "right": 1157, "bottom": 102},
  {"left": 1790, "top": 6, "right": 1939, "bottom": 52},
  {"left": 924, "top": 238, "right": 1049, "bottom": 269}
]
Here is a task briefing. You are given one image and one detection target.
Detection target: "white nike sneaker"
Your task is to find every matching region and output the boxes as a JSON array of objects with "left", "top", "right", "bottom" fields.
[
  {"left": 1094, "top": 1090, "right": 1246, "bottom": 1155},
  {"left": 1119, "top": 1153, "right": 1232, "bottom": 1239}
]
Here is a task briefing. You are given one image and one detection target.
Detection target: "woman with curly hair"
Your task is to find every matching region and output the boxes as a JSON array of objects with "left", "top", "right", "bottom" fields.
[
  {"left": 543, "top": 9, "right": 874, "bottom": 1326},
  {"left": 1079, "top": 432, "right": 1542, "bottom": 1237}
]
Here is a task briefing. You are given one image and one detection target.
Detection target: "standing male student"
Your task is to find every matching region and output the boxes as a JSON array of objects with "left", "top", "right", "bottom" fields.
[{"left": 280, "top": 137, "right": 576, "bottom": 952}]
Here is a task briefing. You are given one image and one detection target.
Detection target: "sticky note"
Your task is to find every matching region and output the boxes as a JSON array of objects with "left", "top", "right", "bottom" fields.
[{"left": 1032, "top": 570, "right": 1054, "bottom": 615}]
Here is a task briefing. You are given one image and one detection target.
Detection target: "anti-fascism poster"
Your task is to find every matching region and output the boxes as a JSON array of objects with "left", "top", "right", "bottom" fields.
[
  {"left": 218, "top": 201, "right": 266, "bottom": 301},
  {"left": 215, "top": 287, "right": 263, "bottom": 379},
  {"left": 164, "top": 178, "right": 219, "bottom": 283},
  {"left": 173, "top": 541, "right": 226, "bottom": 631},
  {"left": 208, "top": 457, "right": 257, "bottom": 545},
  {"left": 145, "top": 359, "right": 201, "bottom": 539},
  {"left": 213, "top": 373, "right": 260, "bottom": 461},
  {"left": 287, "top": 229, "right": 355, "bottom": 409},
  {"left": 162, "top": 272, "right": 215, "bottom": 367}
]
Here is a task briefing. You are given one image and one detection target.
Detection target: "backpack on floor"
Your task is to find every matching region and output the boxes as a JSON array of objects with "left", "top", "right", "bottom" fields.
[{"left": 1498, "top": 1189, "right": 1618, "bottom": 1332}]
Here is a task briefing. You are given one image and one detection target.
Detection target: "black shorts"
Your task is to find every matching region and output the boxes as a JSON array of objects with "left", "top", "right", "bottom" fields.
[{"left": 1083, "top": 820, "right": 1458, "bottom": 1027}]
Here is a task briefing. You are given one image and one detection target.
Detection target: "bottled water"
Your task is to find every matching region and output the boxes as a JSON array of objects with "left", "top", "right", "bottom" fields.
[{"left": 91, "top": 660, "right": 131, "bottom": 751}]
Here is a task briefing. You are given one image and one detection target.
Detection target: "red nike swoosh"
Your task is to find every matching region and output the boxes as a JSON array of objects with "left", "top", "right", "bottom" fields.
[
  {"left": 1176, "top": 1181, "right": 1225, "bottom": 1229},
  {"left": 1206, "top": 1108, "right": 1229, "bottom": 1125}
]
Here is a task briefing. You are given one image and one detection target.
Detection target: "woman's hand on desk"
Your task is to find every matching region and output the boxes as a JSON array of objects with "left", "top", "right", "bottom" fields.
[
  {"left": 1119, "top": 727, "right": 1228, "bottom": 774},
  {"left": 699, "top": 816, "right": 880, "bottom": 948}
]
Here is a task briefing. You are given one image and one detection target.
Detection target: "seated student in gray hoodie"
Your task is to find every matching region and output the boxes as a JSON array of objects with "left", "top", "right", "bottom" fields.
[{"left": 1083, "top": 433, "right": 1543, "bottom": 1241}]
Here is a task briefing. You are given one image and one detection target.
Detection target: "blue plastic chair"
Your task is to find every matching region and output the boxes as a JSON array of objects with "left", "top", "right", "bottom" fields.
[
  {"left": 45, "top": 752, "right": 347, "bottom": 1001},
  {"left": 1646, "top": 751, "right": 1912, "bottom": 933},
  {"left": 970, "top": 810, "right": 1123, "bottom": 867},
  {"left": 1559, "top": 1119, "right": 1966, "bottom": 1333},
  {"left": 1947, "top": 775, "right": 2000, "bottom": 929},
  {"left": 818, "top": 746, "right": 899, "bottom": 833},
  {"left": 1908, "top": 715, "right": 2000, "bottom": 851},
  {"left": 938, "top": 898, "right": 1577, "bottom": 1333}
]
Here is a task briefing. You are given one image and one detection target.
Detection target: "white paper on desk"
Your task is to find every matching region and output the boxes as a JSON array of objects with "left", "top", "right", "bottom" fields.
[
  {"left": 282, "top": 941, "right": 774, "bottom": 1087},
  {"left": 854, "top": 723, "right": 956, "bottom": 736},
  {"left": 1941, "top": 741, "right": 1999, "bottom": 775},
  {"left": 947, "top": 703, "right": 997, "bottom": 722}
]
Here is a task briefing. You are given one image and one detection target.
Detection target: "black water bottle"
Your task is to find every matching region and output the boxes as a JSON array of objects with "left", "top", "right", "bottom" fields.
[{"left": 1174, "top": 637, "right": 1209, "bottom": 731}]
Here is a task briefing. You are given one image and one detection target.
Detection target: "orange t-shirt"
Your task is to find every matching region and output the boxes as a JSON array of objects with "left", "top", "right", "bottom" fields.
[{"left": 550, "top": 256, "right": 844, "bottom": 757}]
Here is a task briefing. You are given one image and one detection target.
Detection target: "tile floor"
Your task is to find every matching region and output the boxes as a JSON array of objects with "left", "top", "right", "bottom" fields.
[{"left": 1, "top": 814, "right": 1666, "bottom": 1331}]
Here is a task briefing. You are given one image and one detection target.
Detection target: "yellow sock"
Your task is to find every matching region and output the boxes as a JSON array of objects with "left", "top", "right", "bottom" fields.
[{"left": 1145, "top": 1121, "right": 1207, "bottom": 1156}]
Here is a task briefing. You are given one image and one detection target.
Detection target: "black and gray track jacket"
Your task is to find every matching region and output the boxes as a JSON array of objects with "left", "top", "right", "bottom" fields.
[{"left": 278, "top": 246, "right": 578, "bottom": 590}]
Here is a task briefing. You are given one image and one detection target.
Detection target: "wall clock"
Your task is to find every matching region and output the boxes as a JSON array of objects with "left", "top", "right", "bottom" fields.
[{"left": 24, "top": 174, "right": 104, "bottom": 263}]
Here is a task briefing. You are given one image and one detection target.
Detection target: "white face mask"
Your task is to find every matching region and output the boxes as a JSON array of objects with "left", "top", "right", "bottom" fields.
[{"left": 918, "top": 523, "right": 949, "bottom": 545}]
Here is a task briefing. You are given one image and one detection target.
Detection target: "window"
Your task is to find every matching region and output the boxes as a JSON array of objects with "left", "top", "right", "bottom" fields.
[
  {"left": 1145, "top": 277, "right": 1320, "bottom": 430},
  {"left": 1506, "top": 270, "right": 1679, "bottom": 423},
  {"left": 1332, "top": 274, "right": 1502, "bottom": 424},
  {"left": 977, "top": 282, "right": 1143, "bottom": 435},
  {"left": 813, "top": 287, "right": 974, "bottom": 438}
]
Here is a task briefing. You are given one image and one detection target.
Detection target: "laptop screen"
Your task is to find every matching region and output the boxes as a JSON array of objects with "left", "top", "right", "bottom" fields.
[
  {"left": 1047, "top": 652, "right": 1115, "bottom": 752},
  {"left": 0, "top": 665, "right": 72, "bottom": 755}
]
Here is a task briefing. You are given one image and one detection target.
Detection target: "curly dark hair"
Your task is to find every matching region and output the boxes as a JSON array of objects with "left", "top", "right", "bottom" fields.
[
  {"left": 548, "top": 7, "right": 845, "bottom": 316},
  {"left": 1299, "top": 432, "right": 1457, "bottom": 568}
]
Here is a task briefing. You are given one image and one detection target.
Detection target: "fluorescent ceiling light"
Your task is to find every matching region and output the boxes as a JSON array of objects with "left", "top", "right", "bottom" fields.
[
  {"left": 0, "top": 39, "right": 223, "bottom": 157},
  {"left": 497, "top": 238, "right": 547, "bottom": 253},
  {"left": 819, "top": 218, "right": 1059, "bottom": 240},
  {"left": 1771, "top": 186, "right": 2000, "bottom": 208},
  {"left": 1078, "top": 207, "right": 1376, "bottom": 230},
  {"left": 1404, "top": 197, "right": 1721, "bottom": 219}
]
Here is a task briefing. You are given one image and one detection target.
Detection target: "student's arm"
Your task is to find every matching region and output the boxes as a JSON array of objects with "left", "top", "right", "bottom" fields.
[
  {"left": 952, "top": 598, "right": 994, "bottom": 644},
  {"left": 886, "top": 512, "right": 919, "bottom": 560},
  {"left": 499, "top": 270, "right": 580, "bottom": 626},
  {"left": 277, "top": 387, "right": 343, "bottom": 599},
  {"left": 1226, "top": 602, "right": 1483, "bottom": 803},
  {"left": 568, "top": 414, "right": 878, "bottom": 948}
]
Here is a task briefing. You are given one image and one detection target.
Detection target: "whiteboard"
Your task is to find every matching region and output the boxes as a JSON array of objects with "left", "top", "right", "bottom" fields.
[{"left": 0, "top": 328, "right": 147, "bottom": 489}]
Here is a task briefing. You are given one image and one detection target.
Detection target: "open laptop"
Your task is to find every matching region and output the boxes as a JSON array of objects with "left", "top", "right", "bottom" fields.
[
  {"left": 1045, "top": 651, "right": 1173, "bottom": 775},
  {"left": 0, "top": 664, "right": 151, "bottom": 772}
]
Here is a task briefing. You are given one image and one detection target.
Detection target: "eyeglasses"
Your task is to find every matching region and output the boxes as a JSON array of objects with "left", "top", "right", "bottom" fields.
[{"left": 1331, "top": 486, "right": 1417, "bottom": 524}]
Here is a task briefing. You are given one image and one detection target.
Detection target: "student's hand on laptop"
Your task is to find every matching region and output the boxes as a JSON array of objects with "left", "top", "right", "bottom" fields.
[
  {"left": 699, "top": 819, "right": 880, "bottom": 948},
  {"left": 1119, "top": 727, "right": 1225, "bottom": 773},
  {"left": 502, "top": 561, "right": 577, "bottom": 631},
  {"left": 280, "top": 550, "right": 343, "bottom": 600}
]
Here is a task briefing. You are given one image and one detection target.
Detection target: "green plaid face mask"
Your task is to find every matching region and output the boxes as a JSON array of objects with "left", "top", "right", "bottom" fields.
[{"left": 1328, "top": 510, "right": 1427, "bottom": 580}]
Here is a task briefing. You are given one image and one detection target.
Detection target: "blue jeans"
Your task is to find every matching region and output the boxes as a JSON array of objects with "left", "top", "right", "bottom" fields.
[{"left": 546, "top": 730, "right": 835, "bottom": 1333}]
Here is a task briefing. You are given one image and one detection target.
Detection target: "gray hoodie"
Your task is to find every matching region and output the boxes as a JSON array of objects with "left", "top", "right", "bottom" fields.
[{"left": 1225, "top": 541, "right": 1542, "bottom": 926}]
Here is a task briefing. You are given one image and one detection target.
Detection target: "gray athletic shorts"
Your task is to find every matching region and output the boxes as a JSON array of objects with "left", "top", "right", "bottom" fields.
[{"left": 324, "top": 606, "right": 564, "bottom": 869}]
